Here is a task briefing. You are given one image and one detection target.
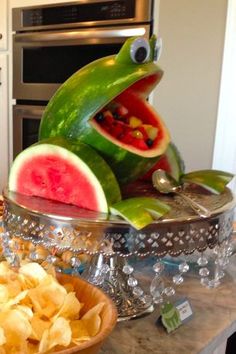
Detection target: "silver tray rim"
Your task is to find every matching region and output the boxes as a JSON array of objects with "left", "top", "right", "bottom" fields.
[{"left": 3, "top": 187, "right": 236, "bottom": 227}]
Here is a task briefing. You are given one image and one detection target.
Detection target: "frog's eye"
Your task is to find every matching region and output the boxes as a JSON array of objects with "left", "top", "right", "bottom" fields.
[
  {"left": 154, "top": 37, "right": 162, "bottom": 62},
  {"left": 130, "top": 38, "right": 150, "bottom": 64}
]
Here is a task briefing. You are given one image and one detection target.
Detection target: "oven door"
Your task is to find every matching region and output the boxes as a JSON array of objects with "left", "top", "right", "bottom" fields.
[
  {"left": 13, "top": 25, "right": 150, "bottom": 101},
  {"left": 13, "top": 105, "right": 45, "bottom": 158}
]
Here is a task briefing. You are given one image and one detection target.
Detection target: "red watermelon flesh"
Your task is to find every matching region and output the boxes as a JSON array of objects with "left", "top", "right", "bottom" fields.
[
  {"left": 141, "top": 155, "right": 171, "bottom": 181},
  {"left": 17, "top": 155, "right": 99, "bottom": 210},
  {"left": 140, "top": 142, "right": 185, "bottom": 182},
  {"left": 91, "top": 76, "right": 170, "bottom": 158},
  {"left": 8, "top": 138, "right": 121, "bottom": 213}
]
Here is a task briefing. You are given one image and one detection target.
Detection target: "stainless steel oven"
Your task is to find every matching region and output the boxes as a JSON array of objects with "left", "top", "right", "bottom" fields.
[
  {"left": 13, "top": 105, "right": 45, "bottom": 156},
  {"left": 12, "top": 0, "right": 154, "bottom": 157}
]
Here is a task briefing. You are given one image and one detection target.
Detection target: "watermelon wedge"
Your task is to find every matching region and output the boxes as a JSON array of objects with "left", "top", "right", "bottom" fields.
[
  {"left": 181, "top": 170, "right": 234, "bottom": 194},
  {"left": 39, "top": 36, "right": 170, "bottom": 185},
  {"left": 110, "top": 197, "right": 170, "bottom": 230},
  {"left": 8, "top": 137, "right": 121, "bottom": 213}
]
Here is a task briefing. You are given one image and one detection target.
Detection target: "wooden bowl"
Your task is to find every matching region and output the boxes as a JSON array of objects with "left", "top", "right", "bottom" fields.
[{"left": 54, "top": 274, "right": 117, "bottom": 354}]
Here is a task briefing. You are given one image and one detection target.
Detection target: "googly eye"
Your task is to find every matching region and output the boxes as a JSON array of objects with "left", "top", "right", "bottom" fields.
[
  {"left": 130, "top": 38, "right": 150, "bottom": 64},
  {"left": 154, "top": 37, "right": 162, "bottom": 61}
]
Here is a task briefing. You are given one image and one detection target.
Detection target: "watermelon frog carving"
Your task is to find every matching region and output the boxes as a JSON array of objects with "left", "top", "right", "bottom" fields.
[
  {"left": 8, "top": 35, "right": 233, "bottom": 225},
  {"left": 39, "top": 35, "right": 170, "bottom": 185},
  {"left": 8, "top": 35, "right": 171, "bottom": 224}
]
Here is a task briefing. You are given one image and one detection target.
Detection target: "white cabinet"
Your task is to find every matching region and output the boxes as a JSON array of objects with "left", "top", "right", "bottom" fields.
[
  {"left": 0, "top": 55, "right": 9, "bottom": 192},
  {"left": 0, "top": 0, "right": 7, "bottom": 51}
]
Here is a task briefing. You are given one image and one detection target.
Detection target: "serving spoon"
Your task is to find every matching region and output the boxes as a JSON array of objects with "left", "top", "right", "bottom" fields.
[{"left": 152, "top": 170, "right": 211, "bottom": 218}]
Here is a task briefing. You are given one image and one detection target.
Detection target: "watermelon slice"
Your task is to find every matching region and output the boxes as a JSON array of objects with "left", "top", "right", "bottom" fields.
[
  {"left": 8, "top": 137, "right": 121, "bottom": 213},
  {"left": 181, "top": 170, "right": 234, "bottom": 194},
  {"left": 110, "top": 197, "right": 170, "bottom": 230},
  {"left": 140, "top": 142, "right": 185, "bottom": 182},
  {"left": 39, "top": 36, "right": 170, "bottom": 185}
]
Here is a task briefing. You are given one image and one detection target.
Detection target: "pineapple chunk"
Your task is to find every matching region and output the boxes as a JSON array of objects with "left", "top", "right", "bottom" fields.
[
  {"left": 129, "top": 116, "right": 142, "bottom": 128},
  {"left": 142, "top": 125, "right": 158, "bottom": 140}
]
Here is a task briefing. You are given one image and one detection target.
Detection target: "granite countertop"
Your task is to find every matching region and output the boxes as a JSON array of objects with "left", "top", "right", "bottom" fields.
[{"left": 100, "top": 254, "right": 236, "bottom": 354}]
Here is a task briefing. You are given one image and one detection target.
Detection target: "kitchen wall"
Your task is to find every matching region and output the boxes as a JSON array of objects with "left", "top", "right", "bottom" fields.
[{"left": 152, "top": 0, "right": 227, "bottom": 173}]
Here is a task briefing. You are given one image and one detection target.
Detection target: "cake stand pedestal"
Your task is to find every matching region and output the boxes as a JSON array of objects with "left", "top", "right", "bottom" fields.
[{"left": 1, "top": 185, "right": 235, "bottom": 320}]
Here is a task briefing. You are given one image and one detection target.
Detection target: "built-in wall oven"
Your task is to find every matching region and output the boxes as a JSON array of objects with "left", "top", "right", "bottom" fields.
[{"left": 12, "top": 0, "right": 154, "bottom": 157}]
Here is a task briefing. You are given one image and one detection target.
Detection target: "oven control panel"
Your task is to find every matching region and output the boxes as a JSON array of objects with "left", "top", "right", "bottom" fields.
[{"left": 22, "top": 0, "right": 135, "bottom": 27}]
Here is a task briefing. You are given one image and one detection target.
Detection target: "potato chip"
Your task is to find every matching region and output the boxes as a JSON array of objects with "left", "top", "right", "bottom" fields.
[
  {"left": 38, "top": 329, "right": 50, "bottom": 353},
  {"left": 17, "top": 273, "right": 35, "bottom": 290},
  {"left": 0, "top": 290, "right": 28, "bottom": 312},
  {"left": 4, "top": 340, "right": 31, "bottom": 354},
  {"left": 49, "top": 317, "right": 72, "bottom": 349},
  {"left": 38, "top": 317, "right": 71, "bottom": 353},
  {"left": 54, "top": 291, "right": 82, "bottom": 320},
  {"left": 70, "top": 320, "right": 90, "bottom": 344},
  {"left": 5, "top": 279, "right": 22, "bottom": 298},
  {"left": 0, "top": 309, "right": 31, "bottom": 345},
  {"left": 0, "top": 261, "right": 105, "bottom": 354},
  {"left": 18, "top": 263, "right": 47, "bottom": 286},
  {"left": 28, "top": 275, "right": 67, "bottom": 318},
  {"left": 26, "top": 342, "right": 39, "bottom": 354},
  {"left": 29, "top": 315, "right": 51, "bottom": 341},
  {"left": 16, "top": 305, "right": 33, "bottom": 320},
  {"left": 81, "top": 302, "right": 105, "bottom": 336}
]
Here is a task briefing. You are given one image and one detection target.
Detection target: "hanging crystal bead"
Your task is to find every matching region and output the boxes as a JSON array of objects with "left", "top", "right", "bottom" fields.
[
  {"left": 163, "top": 286, "right": 176, "bottom": 297},
  {"left": 127, "top": 276, "right": 138, "bottom": 287},
  {"left": 153, "top": 261, "right": 164, "bottom": 274},
  {"left": 179, "top": 261, "right": 189, "bottom": 273},
  {"left": 199, "top": 267, "right": 210, "bottom": 277},
  {"left": 150, "top": 275, "right": 165, "bottom": 298},
  {"left": 197, "top": 255, "right": 208, "bottom": 266},
  {"left": 172, "top": 274, "right": 184, "bottom": 285},
  {"left": 122, "top": 264, "right": 134, "bottom": 275}
]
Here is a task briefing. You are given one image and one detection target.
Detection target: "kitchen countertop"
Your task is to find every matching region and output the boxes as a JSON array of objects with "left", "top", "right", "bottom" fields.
[{"left": 100, "top": 254, "right": 236, "bottom": 354}]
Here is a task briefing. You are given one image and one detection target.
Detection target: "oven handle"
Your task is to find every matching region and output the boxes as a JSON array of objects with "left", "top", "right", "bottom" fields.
[
  {"left": 14, "top": 27, "right": 147, "bottom": 43},
  {"left": 13, "top": 105, "right": 45, "bottom": 117}
]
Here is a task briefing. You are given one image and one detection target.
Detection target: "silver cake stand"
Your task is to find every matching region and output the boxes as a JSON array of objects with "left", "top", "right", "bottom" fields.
[{"left": 1, "top": 184, "right": 235, "bottom": 320}]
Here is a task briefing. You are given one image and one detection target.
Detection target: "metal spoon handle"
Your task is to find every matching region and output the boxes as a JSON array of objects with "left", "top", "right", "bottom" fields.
[{"left": 175, "top": 191, "right": 211, "bottom": 218}]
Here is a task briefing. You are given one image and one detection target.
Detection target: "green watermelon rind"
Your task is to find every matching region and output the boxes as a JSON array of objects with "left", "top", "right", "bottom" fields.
[
  {"left": 39, "top": 55, "right": 162, "bottom": 142},
  {"left": 110, "top": 197, "right": 170, "bottom": 230},
  {"left": 181, "top": 169, "right": 234, "bottom": 194},
  {"left": 8, "top": 137, "right": 121, "bottom": 213},
  {"left": 166, "top": 142, "right": 185, "bottom": 181}
]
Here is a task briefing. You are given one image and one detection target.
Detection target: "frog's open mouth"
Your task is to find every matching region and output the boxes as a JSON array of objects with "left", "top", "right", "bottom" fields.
[{"left": 90, "top": 73, "right": 169, "bottom": 158}]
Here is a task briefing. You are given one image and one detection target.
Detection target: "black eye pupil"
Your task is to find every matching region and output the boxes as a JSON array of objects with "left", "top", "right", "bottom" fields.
[{"left": 135, "top": 46, "right": 147, "bottom": 63}]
